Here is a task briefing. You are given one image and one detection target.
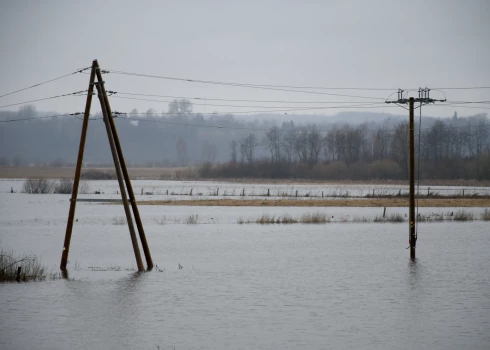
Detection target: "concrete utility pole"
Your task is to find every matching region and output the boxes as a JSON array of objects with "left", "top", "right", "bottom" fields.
[{"left": 386, "top": 88, "right": 445, "bottom": 259}]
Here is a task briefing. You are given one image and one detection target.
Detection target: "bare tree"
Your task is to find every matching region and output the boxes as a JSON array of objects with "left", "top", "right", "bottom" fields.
[
  {"left": 202, "top": 141, "right": 217, "bottom": 163},
  {"left": 475, "top": 119, "right": 489, "bottom": 157},
  {"left": 306, "top": 125, "right": 322, "bottom": 167},
  {"left": 294, "top": 127, "right": 308, "bottom": 163},
  {"left": 391, "top": 122, "right": 409, "bottom": 176},
  {"left": 241, "top": 133, "right": 258, "bottom": 165},
  {"left": 230, "top": 140, "right": 237, "bottom": 163},
  {"left": 168, "top": 99, "right": 193, "bottom": 116},
  {"left": 371, "top": 124, "right": 390, "bottom": 160},
  {"left": 281, "top": 123, "right": 296, "bottom": 164},
  {"left": 176, "top": 137, "right": 188, "bottom": 165},
  {"left": 265, "top": 126, "right": 282, "bottom": 165}
]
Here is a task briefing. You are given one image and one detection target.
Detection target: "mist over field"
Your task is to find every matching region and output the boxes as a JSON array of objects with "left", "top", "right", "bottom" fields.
[{"left": 1, "top": 104, "right": 489, "bottom": 180}]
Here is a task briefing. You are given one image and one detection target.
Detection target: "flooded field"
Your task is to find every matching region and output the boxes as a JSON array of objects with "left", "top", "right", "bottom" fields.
[{"left": 1, "top": 180, "right": 490, "bottom": 349}]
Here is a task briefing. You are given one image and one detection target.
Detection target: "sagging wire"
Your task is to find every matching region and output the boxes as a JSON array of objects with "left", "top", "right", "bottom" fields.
[{"left": 0, "top": 67, "right": 91, "bottom": 99}]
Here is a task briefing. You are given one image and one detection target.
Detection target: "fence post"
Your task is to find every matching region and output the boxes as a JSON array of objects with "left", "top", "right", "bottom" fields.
[{"left": 16, "top": 266, "right": 21, "bottom": 282}]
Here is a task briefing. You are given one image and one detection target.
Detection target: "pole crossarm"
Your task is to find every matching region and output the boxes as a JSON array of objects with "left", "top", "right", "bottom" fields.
[{"left": 385, "top": 88, "right": 446, "bottom": 105}]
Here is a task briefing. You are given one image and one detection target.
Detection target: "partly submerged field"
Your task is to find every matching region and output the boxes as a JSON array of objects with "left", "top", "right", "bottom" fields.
[{"left": 1, "top": 178, "right": 490, "bottom": 349}]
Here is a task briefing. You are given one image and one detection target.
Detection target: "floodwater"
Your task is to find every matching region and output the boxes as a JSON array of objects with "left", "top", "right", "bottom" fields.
[{"left": 1, "top": 182, "right": 490, "bottom": 349}]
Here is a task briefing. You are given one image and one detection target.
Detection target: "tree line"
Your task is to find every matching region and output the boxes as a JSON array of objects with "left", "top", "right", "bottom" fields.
[
  {"left": 1, "top": 101, "right": 489, "bottom": 180},
  {"left": 201, "top": 113, "right": 490, "bottom": 180}
]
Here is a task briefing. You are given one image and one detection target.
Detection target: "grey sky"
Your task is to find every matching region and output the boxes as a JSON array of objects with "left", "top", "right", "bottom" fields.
[{"left": 0, "top": 0, "right": 489, "bottom": 118}]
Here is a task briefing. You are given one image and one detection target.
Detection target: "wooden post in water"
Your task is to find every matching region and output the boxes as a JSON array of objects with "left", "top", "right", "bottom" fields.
[
  {"left": 60, "top": 60, "right": 96, "bottom": 271},
  {"left": 409, "top": 97, "right": 416, "bottom": 260}
]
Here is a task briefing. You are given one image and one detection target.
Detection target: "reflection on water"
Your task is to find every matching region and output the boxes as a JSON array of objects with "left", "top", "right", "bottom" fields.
[
  {"left": 408, "top": 258, "right": 421, "bottom": 288},
  {"left": 1, "top": 223, "right": 490, "bottom": 350}
]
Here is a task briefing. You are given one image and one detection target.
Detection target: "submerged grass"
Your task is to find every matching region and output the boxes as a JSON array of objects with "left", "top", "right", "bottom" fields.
[
  {"left": 300, "top": 212, "right": 329, "bottom": 223},
  {"left": 453, "top": 210, "right": 475, "bottom": 221},
  {"left": 482, "top": 209, "right": 490, "bottom": 221},
  {"left": 0, "top": 250, "right": 48, "bottom": 282},
  {"left": 112, "top": 215, "right": 127, "bottom": 225},
  {"left": 245, "top": 209, "right": 485, "bottom": 225},
  {"left": 185, "top": 214, "right": 199, "bottom": 224}
]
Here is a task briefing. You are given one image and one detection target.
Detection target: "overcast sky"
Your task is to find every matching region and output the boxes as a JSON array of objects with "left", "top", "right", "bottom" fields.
[{"left": 0, "top": 0, "right": 489, "bottom": 119}]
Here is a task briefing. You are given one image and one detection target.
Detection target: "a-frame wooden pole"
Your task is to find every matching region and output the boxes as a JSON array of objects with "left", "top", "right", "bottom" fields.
[
  {"left": 95, "top": 69, "right": 154, "bottom": 270},
  {"left": 60, "top": 60, "right": 96, "bottom": 271},
  {"left": 93, "top": 61, "right": 145, "bottom": 272}
]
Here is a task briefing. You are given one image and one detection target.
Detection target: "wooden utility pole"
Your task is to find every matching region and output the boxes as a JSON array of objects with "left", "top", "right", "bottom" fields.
[
  {"left": 94, "top": 66, "right": 153, "bottom": 270},
  {"left": 95, "top": 80, "right": 144, "bottom": 272},
  {"left": 386, "top": 88, "right": 445, "bottom": 259},
  {"left": 409, "top": 98, "right": 415, "bottom": 259},
  {"left": 60, "top": 59, "right": 152, "bottom": 272},
  {"left": 60, "top": 61, "right": 96, "bottom": 271}
]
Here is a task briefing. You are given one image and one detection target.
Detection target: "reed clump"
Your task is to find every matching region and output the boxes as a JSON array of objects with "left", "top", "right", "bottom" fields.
[
  {"left": 112, "top": 215, "right": 127, "bottom": 225},
  {"left": 373, "top": 213, "right": 405, "bottom": 223},
  {"left": 255, "top": 214, "right": 299, "bottom": 224},
  {"left": 453, "top": 210, "right": 474, "bottom": 221},
  {"left": 185, "top": 214, "right": 199, "bottom": 224},
  {"left": 300, "top": 212, "right": 329, "bottom": 223},
  {"left": 481, "top": 209, "right": 490, "bottom": 221},
  {"left": 256, "top": 214, "right": 276, "bottom": 224},
  {"left": 0, "top": 250, "right": 47, "bottom": 282}
]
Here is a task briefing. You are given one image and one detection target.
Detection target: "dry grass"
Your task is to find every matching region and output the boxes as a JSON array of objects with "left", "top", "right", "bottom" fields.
[
  {"left": 112, "top": 216, "right": 127, "bottom": 225},
  {"left": 138, "top": 197, "right": 490, "bottom": 208},
  {"left": 373, "top": 213, "right": 405, "bottom": 223},
  {"left": 2, "top": 167, "right": 490, "bottom": 187},
  {"left": 254, "top": 214, "right": 299, "bottom": 224},
  {"left": 300, "top": 212, "right": 329, "bottom": 223},
  {"left": 185, "top": 214, "right": 199, "bottom": 224},
  {"left": 0, "top": 166, "right": 185, "bottom": 180},
  {"left": 0, "top": 250, "right": 48, "bottom": 282},
  {"left": 453, "top": 210, "right": 475, "bottom": 221}
]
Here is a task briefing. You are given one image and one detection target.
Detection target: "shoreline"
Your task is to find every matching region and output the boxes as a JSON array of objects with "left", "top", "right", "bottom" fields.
[{"left": 1, "top": 166, "right": 490, "bottom": 187}]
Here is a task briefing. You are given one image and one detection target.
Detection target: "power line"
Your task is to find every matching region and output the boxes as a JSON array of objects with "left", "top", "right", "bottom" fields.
[
  {"left": 108, "top": 94, "right": 386, "bottom": 110},
  {"left": 117, "top": 103, "right": 399, "bottom": 115},
  {"left": 0, "top": 112, "right": 85, "bottom": 123},
  {"left": 103, "top": 69, "right": 390, "bottom": 100},
  {"left": 0, "top": 67, "right": 91, "bottom": 99},
  {"left": 432, "top": 86, "right": 490, "bottom": 90},
  {"left": 0, "top": 90, "right": 87, "bottom": 109},
  {"left": 110, "top": 90, "right": 391, "bottom": 105},
  {"left": 428, "top": 103, "right": 490, "bottom": 110}
]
